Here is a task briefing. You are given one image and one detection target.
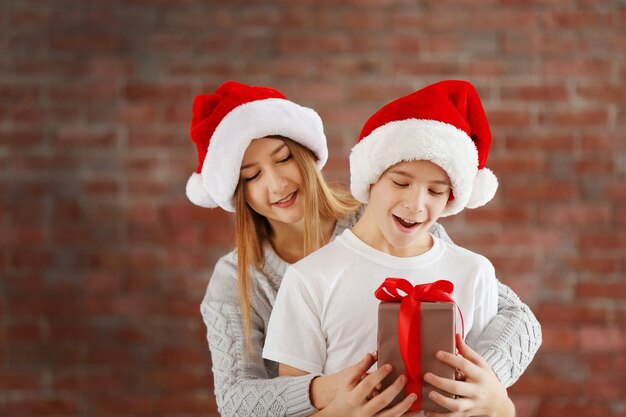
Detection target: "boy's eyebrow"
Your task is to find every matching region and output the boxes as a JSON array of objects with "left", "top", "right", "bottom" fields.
[
  {"left": 388, "top": 169, "right": 451, "bottom": 185},
  {"left": 240, "top": 143, "right": 287, "bottom": 170}
]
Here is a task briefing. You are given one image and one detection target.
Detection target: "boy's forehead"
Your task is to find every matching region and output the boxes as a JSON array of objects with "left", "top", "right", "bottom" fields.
[{"left": 384, "top": 160, "right": 451, "bottom": 183}]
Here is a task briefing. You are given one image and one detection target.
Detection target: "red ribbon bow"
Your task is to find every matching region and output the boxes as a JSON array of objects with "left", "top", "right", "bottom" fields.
[{"left": 375, "top": 278, "right": 464, "bottom": 411}]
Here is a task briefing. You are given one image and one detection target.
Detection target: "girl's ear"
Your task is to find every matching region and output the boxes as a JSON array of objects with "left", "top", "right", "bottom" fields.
[{"left": 447, "top": 190, "right": 455, "bottom": 202}]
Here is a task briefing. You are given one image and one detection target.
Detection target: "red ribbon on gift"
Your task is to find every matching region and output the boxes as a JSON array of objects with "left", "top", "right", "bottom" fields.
[{"left": 375, "top": 278, "right": 465, "bottom": 411}]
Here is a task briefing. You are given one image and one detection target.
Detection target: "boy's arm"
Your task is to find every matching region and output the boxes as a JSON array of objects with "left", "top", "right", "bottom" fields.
[{"left": 280, "top": 363, "right": 310, "bottom": 377}]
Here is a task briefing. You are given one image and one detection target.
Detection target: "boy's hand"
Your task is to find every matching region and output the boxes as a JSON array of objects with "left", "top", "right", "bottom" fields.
[
  {"left": 316, "top": 353, "right": 417, "bottom": 417},
  {"left": 422, "top": 334, "right": 515, "bottom": 417}
]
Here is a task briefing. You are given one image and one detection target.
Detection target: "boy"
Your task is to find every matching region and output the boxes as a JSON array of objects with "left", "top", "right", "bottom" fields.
[{"left": 263, "top": 81, "right": 506, "bottom": 413}]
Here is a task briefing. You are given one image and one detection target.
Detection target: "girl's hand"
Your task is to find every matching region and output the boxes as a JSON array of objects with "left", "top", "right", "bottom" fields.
[
  {"left": 312, "top": 353, "right": 418, "bottom": 417},
  {"left": 422, "top": 334, "right": 515, "bottom": 417}
]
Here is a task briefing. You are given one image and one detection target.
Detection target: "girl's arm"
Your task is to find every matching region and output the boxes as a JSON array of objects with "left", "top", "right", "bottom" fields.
[
  {"left": 430, "top": 223, "right": 542, "bottom": 386},
  {"left": 201, "top": 256, "right": 317, "bottom": 417}
]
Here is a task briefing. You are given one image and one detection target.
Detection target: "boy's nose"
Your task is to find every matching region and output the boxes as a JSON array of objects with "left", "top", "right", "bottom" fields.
[{"left": 404, "top": 190, "right": 425, "bottom": 212}]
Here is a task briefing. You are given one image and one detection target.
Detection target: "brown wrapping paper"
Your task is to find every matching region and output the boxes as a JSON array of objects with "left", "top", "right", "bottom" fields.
[{"left": 377, "top": 302, "right": 456, "bottom": 412}]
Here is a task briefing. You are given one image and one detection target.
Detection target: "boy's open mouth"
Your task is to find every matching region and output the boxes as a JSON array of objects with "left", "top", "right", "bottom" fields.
[{"left": 393, "top": 214, "right": 421, "bottom": 229}]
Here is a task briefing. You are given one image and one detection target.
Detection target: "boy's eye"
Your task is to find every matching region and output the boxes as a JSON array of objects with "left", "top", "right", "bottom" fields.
[
  {"left": 429, "top": 189, "right": 445, "bottom": 196},
  {"left": 243, "top": 172, "right": 260, "bottom": 183},
  {"left": 392, "top": 180, "right": 408, "bottom": 187}
]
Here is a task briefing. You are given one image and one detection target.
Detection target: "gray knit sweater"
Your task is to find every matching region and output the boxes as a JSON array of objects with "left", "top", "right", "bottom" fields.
[{"left": 201, "top": 212, "right": 542, "bottom": 417}]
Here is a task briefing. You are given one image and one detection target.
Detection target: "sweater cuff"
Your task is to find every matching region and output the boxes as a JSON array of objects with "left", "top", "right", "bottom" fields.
[
  {"left": 286, "top": 373, "right": 321, "bottom": 417},
  {"left": 481, "top": 347, "right": 516, "bottom": 388}
]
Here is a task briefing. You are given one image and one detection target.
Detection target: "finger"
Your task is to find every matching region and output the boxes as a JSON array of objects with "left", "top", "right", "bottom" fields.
[
  {"left": 423, "top": 372, "right": 474, "bottom": 398},
  {"left": 365, "top": 375, "right": 417, "bottom": 417},
  {"left": 456, "top": 334, "right": 488, "bottom": 369},
  {"left": 348, "top": 353, "right": 378, "bottom": 384},
  {"left": 435, "top": 350, "right": 482, "bottom": 381},
  {"left": 427, "top": 389, "right": 472, "bottom": 413},
  {"left": 352, "top": 363, "right": 394, "bottom": 399},
  {"left": 362, "top": 373, "right": 408, "bottom": 415}
]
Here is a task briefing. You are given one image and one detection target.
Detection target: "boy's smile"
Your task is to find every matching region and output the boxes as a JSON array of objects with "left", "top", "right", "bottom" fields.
[{"left": 353, "top": 160, "right": 452, "bottom": 257}]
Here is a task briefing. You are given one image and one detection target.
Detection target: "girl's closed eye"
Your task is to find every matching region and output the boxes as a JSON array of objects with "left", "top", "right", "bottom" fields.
[
  {"left": 429, "top": 189, "right": 446, "bottom": 196},
  {"left": 243, "top": 171, "right": 261, "bottom": 183},
  {"left": 277, "top": 153, "right": 293, "bottom": 164}
]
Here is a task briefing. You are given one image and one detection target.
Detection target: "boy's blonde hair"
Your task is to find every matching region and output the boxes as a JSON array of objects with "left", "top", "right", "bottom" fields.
[{"left": 234, "top": 137, "right": 361, "bottom": 350}]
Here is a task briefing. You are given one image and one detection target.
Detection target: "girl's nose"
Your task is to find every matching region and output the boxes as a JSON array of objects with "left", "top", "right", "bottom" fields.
[{"left": 266, "top": 167, "right": 288, "bottom": 194}]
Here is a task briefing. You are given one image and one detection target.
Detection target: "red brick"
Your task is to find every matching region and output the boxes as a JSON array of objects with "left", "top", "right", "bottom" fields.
[
  {"left": 544, "top": 59, "right": 613, "bottom": 79},
  {"left": 576, "top": 282, "right": 626, "bottom": 299},
  {"left": 502, "top": 85, "right": 569, "bottom": 102},
  {"left": 93, "top": 394, "right": 156, "bottom": 415},
  {"left": 463, "top": 206, "right": 533, "bottom": 223},
  {"left": 0, "top": 398, "right": 78, "bottom": 415},
  {"left": 616, "top": 208, "right": 626, "bottom": 226},
  {"left": 584, "top": 375, "right": 626, "bottom": 399},
  {"left": 125, "top": 83, "right": 192, "bottom": 101},
  {"left": 505, "top": 133, "right": 575, "bottom": 152},
  {"left": 538, "top": 205, "right": 611, "bottom": 226},
  {"left": 542, "top": 11, "right": 612, "bottom": 28},
  {"left": 537, "top": 303, "right": 608, "bottom": 324},
  {"left": 580, "top": 327, "right": 626, "bottom": 352},
  {"left": 541, "top": 325, "right": 578, "bottom": 352},
  {"left": 541, "top": 109, "right": 609, "bottom": 127},
  {"left": 0, "top": 371, "right": 44, "bottom": 390},
  {"left": 580, "top": 233, "right": 626, "bottom": 250},
  {"left": 569, "top": 257, "right": 619, "bottom": 274},
  {"left": 52, "top": 371, "right": 126, "bottom": 391},
  {"left": 505, "top": 180, "right": 578, "bottom": 201},
  {"left": 536, "top": 401, "right": 612, "bottom": 417}
]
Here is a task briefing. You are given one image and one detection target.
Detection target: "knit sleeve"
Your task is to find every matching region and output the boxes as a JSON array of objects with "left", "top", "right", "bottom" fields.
[
  {"left": 201, "top": 257, "right": 318, "bottom": 417},
  {"left": 474, "top": 280, "right": 542, "bottom": 387},
  {"left": 429, "top": 223, "right": 542, "bottom": 387}
]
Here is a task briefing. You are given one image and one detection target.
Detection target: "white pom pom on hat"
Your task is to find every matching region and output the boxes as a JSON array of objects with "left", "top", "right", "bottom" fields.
[
  {"left": 185, "top": 81, "right": 328, "bottom": 212},
  {"left": 349, "top": 80, "right": 498, "bottom": 217}
]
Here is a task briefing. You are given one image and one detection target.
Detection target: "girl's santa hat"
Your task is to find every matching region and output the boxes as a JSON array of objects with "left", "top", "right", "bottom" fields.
[
  {"left": 186, "top": 80, "right": 328, "bottom": 212},
  {"left": 349, "top": 80, "right": 498, "bottom": 217}
]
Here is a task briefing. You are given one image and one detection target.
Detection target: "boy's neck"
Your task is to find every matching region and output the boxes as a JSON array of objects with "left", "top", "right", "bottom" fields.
[{"left": 351, "top": 210, "right": 434, "bottom": 258}]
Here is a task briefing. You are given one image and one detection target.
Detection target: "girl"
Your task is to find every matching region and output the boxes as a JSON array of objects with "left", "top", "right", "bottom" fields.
[{"left": 187, "top": 81, "right": 541, "bottom": 416}]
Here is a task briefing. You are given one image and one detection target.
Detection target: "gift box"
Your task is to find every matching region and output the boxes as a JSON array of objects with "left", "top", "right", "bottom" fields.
[{"left": 375, "top": 279, "right": 461, "bottom": 412}]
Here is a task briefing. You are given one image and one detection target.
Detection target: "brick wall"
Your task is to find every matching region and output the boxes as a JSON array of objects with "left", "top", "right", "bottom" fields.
[{"left": 1, "top": 0, "right": 624, "bottom": 416}]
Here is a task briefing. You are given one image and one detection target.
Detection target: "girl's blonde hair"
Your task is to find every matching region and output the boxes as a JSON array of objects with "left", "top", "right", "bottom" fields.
[{"left": 233, "top": 137, "right": 361, "bottom": 349}]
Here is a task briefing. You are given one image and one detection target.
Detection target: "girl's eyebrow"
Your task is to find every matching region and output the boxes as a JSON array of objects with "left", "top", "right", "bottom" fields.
[
  {"left": 240, "top": 144, "right": 287, "bottom": 170},
  {"left": 388, "top": 169, "right": 450, "bottom": 185}
]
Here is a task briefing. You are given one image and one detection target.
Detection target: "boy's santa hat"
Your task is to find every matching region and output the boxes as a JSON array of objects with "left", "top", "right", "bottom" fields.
[
  {"left": 186, "top": 80, "right": 328, "bottom": 212},
  {"left": 349, "top": 80, "right": 498, "bottom": 217}
]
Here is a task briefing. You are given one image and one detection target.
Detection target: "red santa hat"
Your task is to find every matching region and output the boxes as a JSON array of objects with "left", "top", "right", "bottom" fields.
[
  {"left": 349, "top": 80, "right": 498, "bottom": 217},
  {"left": 186, "top": 81, "right": 328, "bottom": 211}
]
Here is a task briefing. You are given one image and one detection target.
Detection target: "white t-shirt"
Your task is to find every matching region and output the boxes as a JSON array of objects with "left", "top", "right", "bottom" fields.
[{"left": 263, "top": 229, "right": 499, "bottom": 375}]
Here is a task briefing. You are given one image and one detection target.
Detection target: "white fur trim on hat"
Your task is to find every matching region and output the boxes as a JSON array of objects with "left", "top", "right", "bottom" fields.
[
  {"left": 186, "top": 172, "right": 218, "bottom": 208},
  {"left": 200, "top": 98, "right": 327, "bottom": 212},
  {"left": 466, "top": 168, "right": 498, "bottom": 209},
  {"left": 350, "top": 119, "right": 485, "bottom": 217}
]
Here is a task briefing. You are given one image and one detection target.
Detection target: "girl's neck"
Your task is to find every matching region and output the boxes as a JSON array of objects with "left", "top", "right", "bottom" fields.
[{"left": 268, "top": 216, "right": 337, "bottom": 264}]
